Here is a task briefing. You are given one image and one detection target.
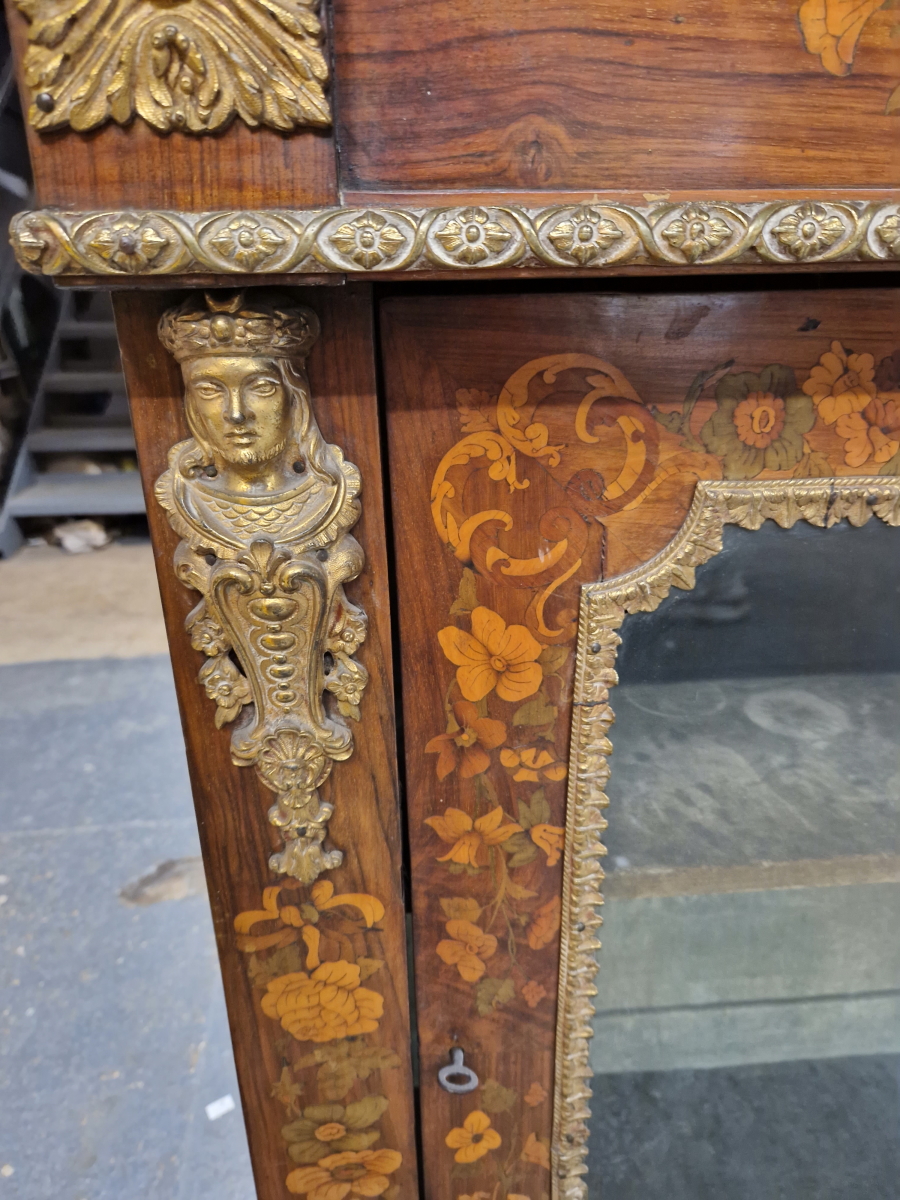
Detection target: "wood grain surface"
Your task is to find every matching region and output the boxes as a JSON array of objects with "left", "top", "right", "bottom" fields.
[
  {"left": 380, "top": 281, "right": 900, "bottom": 1200},
  {"left": 333, "top": 0, "right": 900, "bottom": 193},
  {"left": 4, "top": 0, "right": 338, "bottom": 210},
  {"left": 113, "top": 285, "right": 417, "bottom": 1200},
  {"left": 52, "top": 261, "right": 900, "bottom": 293},
  {"left": 8, "top": 0, "right": 898, "bottom": 215}
]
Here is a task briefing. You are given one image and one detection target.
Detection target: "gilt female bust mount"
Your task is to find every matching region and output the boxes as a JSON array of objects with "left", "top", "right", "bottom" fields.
[{"left": 155, "top": 291, "right": 368, "bottom": 884}]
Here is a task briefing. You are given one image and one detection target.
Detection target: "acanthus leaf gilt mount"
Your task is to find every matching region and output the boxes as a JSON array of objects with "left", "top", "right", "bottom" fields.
[
  {"left": 12, "top": 0, "right": 330, "bottom": 134},
  {"left": 155, "top": 290, "right": 366, "bottom": 884},
  {"left": 8, "top": 200, "right": 900, "bottom": 277},
  {"left": 552, "top": 477, "right": 900, "bottom": 1200}
]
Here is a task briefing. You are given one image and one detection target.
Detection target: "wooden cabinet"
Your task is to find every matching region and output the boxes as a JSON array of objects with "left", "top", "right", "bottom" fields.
[
  {"left": 112, "top": 286, "right": 420, "bottom": 1195},
  {"left": 381, "top": 284, "right": 900, "bottom": 1199},
  {"left": 4, "top": 0, "right": 898, "bottom": 1193}
]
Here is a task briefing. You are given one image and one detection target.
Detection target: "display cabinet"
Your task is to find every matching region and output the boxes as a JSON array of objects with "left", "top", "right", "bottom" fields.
[{"left": 4, "top": 0, "right": 898, "bottom": 1194}]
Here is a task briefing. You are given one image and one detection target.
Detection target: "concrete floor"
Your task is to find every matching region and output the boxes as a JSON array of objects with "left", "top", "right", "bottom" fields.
[
  {"left": 0, "top": 544, "right": 255, "bottom": 1198},
  {"left": 0, "top": 544, "right": 169, "bottom": 665}
]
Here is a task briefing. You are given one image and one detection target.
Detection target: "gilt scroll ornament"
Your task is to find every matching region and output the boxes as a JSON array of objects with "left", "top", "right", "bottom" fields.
[
  {"left": 12, "top": 0, "right": 330, "bottom": 134},
  {"left": 155, "top": 291, "right": 366, "bottom": 884}
]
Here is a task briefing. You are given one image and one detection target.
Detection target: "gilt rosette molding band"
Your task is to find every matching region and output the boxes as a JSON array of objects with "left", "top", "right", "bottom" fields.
[
  {"left": 155, "top": 290, "right": 368, "bottom": 885},
  {"left": 9, "top": 199, "right": 900, "bottom": 277},
  {"left": 551, "top": 476, "right": 900, "bottom": 1200}
]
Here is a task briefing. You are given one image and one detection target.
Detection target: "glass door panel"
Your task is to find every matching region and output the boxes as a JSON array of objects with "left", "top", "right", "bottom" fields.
[{"left": 589, "top": 518, "right": 900, "bottom": 1199}]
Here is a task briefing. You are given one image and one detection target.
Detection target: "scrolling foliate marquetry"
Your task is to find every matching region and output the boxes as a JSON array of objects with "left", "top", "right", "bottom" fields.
[
  {"left": 12, "top": 0, "right": 329, "bottom": 134},
  {"left": 155, "top": 291, "right": 365, "bottom": 883},
  {"left": 411, "top": 319, "right": 900, "bottom": 1200}
]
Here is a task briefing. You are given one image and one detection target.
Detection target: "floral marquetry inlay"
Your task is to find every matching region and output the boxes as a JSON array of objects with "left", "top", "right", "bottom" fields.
[
  {"left": 418, "top": 323, "right": 900, "bottom": 1200},
  {"left": 798, "top": 0, "right": 899, "bottom": 114},
  {"left": 12, "top": 0, "right": 330, "bottom": 133},
  {"left": 233, "top": 880, "right": 407, "bottom": 1195}
]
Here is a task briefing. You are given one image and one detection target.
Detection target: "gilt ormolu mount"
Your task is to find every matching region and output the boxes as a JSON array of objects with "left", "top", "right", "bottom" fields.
[
  {"left": 155, "top": 291, "right": 367, "bottom": 883},
  {"left": 12, "top": 0, "right": 330, "bottom": 133}
]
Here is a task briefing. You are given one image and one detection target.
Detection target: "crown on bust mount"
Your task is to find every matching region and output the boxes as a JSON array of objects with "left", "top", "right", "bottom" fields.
[{"left": 158, "top": 290, "right": 320, "bottom": 363}]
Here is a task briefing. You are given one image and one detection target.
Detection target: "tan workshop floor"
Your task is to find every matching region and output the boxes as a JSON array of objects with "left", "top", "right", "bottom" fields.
[{"left": 0, "top": 541, "right": 168, "bottom": 665}]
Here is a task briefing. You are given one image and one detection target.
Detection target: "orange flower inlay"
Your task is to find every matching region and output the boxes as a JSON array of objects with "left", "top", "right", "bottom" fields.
[
  {"left": 500, "top": 746, "right": 567, "bottom": 783},
  {"left": 835, "top": 395, "right": 900, "bottom": 467},
  {"left": 445, "top": 1111, "right": 502, "bottom": 1163},
  {"left": 426, "top": 700, "right": 507, "bottom": 780},
  {"left": 798, "top": 0, "right": 886, "bottom": 76},
  {"left": 315, "top": 1122, "right": 349, "bottom": 1142},
  {"left": 521, "top": 1132, "right": 550, "bottom": 1169},
  {"left": 526, "top": 896, "right": 561, "bottom": 951},
  {"left": 234, "top": 882, "right": 385, "bottom": 968},
  {"left": 424, "top": 806, "right": 523, "bottom": 867},
  {"left": 522, "top": 980, "right": 548, "bottom": 1009},
  {"left": 286, "top": 1148, "right": 402, "bottom": 1200},
  {"left": 438, "top": 606, "right": 544, "bottom": 703},
  {"left": 524, "top": 1082, "right": 548, "bottom": 1107},
  {"left": 732, "top": 392, "right": 786, "bottom": 449},
  {"left": 802, "top": 340, "right": 876, "bottom": 424},
  {"left": 530, "top": 824, "right": 565, "bottom": 867},
  {"left": 261, "top": 961, "right": 384, "bottom": 1043},
  {"left": 436, "top": 919, "right": 498, "bottom": 982}
]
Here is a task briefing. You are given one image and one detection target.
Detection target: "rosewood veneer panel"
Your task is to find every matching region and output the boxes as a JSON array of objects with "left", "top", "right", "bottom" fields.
[{"left": 333, "top": 0, "right": 900, "bottom": 194}]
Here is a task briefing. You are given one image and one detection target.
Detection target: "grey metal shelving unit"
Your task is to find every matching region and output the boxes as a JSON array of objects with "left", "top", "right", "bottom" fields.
[
  {"left": 0, "top": 289, "right": 145, "bottom": 556},
  {"left": 0, "top": 9, "right": 36, "bottom": 542},
  {"left": 0, "top": 7, "right": 144, "bottom": 556}
]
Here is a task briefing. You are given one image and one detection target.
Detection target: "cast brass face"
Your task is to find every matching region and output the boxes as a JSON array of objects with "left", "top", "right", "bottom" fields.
[
  {"left": 155, "top": 291, "right": 367, "bottom": 884},
  {"left": 182, "top": 356, "right": 296, "bottom": 490}
]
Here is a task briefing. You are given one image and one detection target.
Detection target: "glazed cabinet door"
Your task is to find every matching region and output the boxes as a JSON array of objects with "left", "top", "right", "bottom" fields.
[
  {"left": 381, "top": 283, "right": 900, "bottom": 1200},
  {"left": 112, "top": 286, "right": 418, "bottom": 1200}
]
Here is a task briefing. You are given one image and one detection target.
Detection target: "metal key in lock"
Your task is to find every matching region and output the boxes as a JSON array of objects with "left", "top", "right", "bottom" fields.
[{"left": 438, "top": 1047, "right": 479, "bottom": 1094}]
